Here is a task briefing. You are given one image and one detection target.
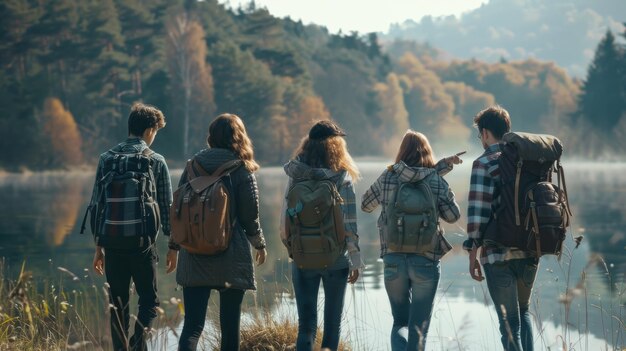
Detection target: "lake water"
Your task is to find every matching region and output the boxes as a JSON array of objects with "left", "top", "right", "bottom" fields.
[{"left": 0, "top": 160, "right": 624, "bottom": 350}]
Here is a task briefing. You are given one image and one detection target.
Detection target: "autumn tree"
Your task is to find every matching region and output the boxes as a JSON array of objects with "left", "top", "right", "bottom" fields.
[
  {"left": 394, "top": 53, "right": 475, "bottom": 148},
  {"left": 443, "top": 81, "right": 495, "bottom": 128},
  {"left": 41, "top": 98, "right": 83, "bottom": 168},
  {"left": 166, "top": 13, "right": 216, "bottom": 157},
  {"left": 373, "top": 73, "right": 410, "bottom": 154}
]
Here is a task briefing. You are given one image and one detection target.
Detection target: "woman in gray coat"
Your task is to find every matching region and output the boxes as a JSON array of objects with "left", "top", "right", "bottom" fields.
[{"left": 173, "top": 114, "right": 267, "bottom": 351}]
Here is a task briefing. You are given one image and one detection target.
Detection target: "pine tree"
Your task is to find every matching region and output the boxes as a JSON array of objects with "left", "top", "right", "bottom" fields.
[
  {"left": 25, "top": 0, "right": 82, "bottom": 103},
  {"left": 239, "top": 6, "right": 283, "bottom": 48},
  {"left": 208, "top": 41, "right": 285, "bottom": 162},
  {"left": 0, "top": 0, "right": 39, "bottom": 81},
  {"left": 209, "top": 42, "right": 282, "bottom": 122},
  {"left": 114, "top": 0, "right": 162, "bottom": 99},
  {"left": 576, "top": 30, "right": 624, "bottom": 130},
  {"left": 82, "top": 0, "right": 131, "bottom": 139}
]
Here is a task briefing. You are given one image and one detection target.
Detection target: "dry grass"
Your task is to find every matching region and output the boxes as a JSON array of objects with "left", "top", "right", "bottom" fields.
[
  {"left": 238, "top": 313, "right": 351, "bottom": 351},
  {"left": 0, "top": 260, "right": 180, "bottom": 350},
  {"left": 0, "top": 260, "right": 353, "bottom": 351},
  {"left": 0, "top": 260, "right": 117, "bottom": 350},
  {"left": 0, "top": 253, "right": 622, "bottom": 350}
]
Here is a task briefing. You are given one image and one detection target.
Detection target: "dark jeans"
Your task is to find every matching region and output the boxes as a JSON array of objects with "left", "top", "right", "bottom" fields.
[
  {"left": 484, "top": 257, "right": 538, "bottom": 351},
  {"left": 291, "top": 263, "right": 350, "bottom": 351},
  {"left": 105, "top": 247, "right": 159, "bottom": 351},
  {"left": 179, "top": 287, "right": 245, "bottom": 351},
  {"left": 383, "top": 253, "right": 440, "bottom": 351}
]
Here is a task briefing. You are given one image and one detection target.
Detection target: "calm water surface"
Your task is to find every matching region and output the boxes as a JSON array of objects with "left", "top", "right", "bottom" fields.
[{"left": 0, "top": 160, "right": 624, "bottom": 350}]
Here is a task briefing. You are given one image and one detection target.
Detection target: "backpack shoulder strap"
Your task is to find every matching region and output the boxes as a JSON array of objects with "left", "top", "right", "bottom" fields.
[
  {"left": 186, "top": 159, "right": 200, "bottom": 179},
  {"left": 142, "top": 147, "right": 155, "bottom": 157},
  {"left": 187, "top": 159, "right": 241, "bottom": 194},
  {"left": 186, "top": 158, "right": 240, "bottom": 180},
  {"left": 141, "top": 148, "right": 157, "bottom": 193},
  {"left": 212, "top": 159, "right": 242, "bottom": 177},
  {"left": 332, "top": 170, "right": 347, "bottom": 189}
]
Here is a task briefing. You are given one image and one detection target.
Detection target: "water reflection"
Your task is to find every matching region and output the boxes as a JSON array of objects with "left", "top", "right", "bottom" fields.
[{"left": 0, "top": 162, "right": 623, "bottom": 350}]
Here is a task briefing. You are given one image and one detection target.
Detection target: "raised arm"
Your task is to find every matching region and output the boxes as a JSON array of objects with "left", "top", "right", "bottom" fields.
[
  {"left": 435, "top": 177, "right": 461, "bottom": 223},
  {"left": 361, "top": 173, "right": 384, "bottom": 213}
]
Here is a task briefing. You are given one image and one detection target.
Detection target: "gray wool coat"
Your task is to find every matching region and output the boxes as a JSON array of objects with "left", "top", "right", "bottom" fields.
[{"left": 175, "top": 148, "right": 266, "bottom": 290}]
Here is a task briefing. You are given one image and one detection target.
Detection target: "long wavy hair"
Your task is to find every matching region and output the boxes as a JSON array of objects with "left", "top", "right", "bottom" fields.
[
  {"left": 293, "top": 135, "right": 360, "bottom": 181},
  {"left": 207, "top": 113, "right": 260, "bottom": 172},
  {"left": 394, "top": 130, "right": 436, "bottom": 168}
]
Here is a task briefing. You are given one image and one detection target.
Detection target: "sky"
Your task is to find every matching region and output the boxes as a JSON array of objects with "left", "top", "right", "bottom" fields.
[{"left": 218, "top": 0, "right": 489, "bottom": 34}]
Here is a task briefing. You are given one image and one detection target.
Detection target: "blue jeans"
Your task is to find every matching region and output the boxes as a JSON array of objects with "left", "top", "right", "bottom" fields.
[
  {"left": 291, "top": 263, "right": 349, "bottom": 351},
  {"left": 484, "top": 258, "right": 538, "bottom": 351},
  {"left": 383, "top": 253, "right": 440, "bottom": 351}
]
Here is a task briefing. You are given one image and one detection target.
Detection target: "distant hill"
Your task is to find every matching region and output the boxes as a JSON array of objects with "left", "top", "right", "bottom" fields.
[
  {"left": 1, "top": 0, "right": 623, "bottom": 171},
  {"left": 385, "top": 0, "right": 625, "bottom": 77}
]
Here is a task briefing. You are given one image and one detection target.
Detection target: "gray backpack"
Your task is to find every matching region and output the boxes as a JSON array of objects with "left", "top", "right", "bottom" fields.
[
  {"left": 285, "top": 178, "right": 346, "bottom": 269},
  {"left": 386, "top": 173, "right": 438, "bottom": 253}
]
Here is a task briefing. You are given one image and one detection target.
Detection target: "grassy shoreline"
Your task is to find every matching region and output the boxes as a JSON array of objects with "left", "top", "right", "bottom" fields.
[
  {"left": 0, "top": 250, "right": 623, "bottom": 350},
  {"left": 0, "top": 261, "right": 352, "bottom": 351}
]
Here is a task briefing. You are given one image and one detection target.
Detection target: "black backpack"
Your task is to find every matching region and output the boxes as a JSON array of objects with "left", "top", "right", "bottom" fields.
[
  {"left": 80, "top": 147, "right": 160, "bottom": 249},
  {"left": 485, "top": 132, "right": 572, "bottom": 257}
]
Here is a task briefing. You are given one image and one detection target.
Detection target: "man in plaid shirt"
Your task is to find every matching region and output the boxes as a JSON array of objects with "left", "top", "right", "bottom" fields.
[
  {"left": 465, "top": 106, "right": 538, "bottom": 351},
  {"left": 89, "top": 104, "right": 176, "bottom": 351}
]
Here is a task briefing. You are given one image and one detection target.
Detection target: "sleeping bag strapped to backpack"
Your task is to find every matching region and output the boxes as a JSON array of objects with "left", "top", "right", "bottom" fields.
[
  {"left": 485, "top": 132, "right": 572, "bottom": 257},
  {"left": 170, "top": 159, "right": 241, "bottom": 255},
  {"left": 80, "top": 147, "right": 160, "bottom": 249},
  {"left": 385, "top": 172, "right": 439, "bottom": 254},
  {"left": 285, "top": 178, "right": 346, "bottom": 269}
]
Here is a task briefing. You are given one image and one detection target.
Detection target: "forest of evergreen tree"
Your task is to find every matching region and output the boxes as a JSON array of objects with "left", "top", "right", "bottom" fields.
[{"left": 0, "top": 0, "right": 624, "bottom": 170}]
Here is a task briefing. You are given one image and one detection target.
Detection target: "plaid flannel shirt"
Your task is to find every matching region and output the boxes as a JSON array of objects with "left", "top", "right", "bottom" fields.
[
  {"left": 361, "top": 160, "right": 460, "bottom": 259},
  {"left": 464, "top": 143, "right": 532, "bottom": 265},
  {"left": 89, "top": 138, "right": 173, "bottom": 237}
]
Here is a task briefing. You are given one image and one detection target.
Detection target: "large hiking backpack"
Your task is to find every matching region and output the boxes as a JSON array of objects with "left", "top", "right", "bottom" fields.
[
  {"left": 386, "top": 173, "right": 439, "bottom": 253},
  {"left": 285, "top": 178, "right": 346, "bottom": 269},
  {"left": 80, "top": 148, "right": 160, "bottom": 249},
  {"left": 170, "top": 159, "right": 241, "bottom": 255},
  {"left": 485, "top": 132, "right": 572, "bottom": 257}
]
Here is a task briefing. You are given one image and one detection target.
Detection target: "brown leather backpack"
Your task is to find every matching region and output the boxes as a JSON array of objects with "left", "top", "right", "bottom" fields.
[{"left": 170, "top": 159, "right": 241, "bottom": 255}]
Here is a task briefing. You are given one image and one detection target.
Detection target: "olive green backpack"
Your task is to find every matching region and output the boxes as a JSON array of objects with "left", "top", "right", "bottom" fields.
[
  {"left": 285, "top": 178, "right": 346, "bottom": 269},
  {"left": 386, "top": 173, "right": 439, "bottom": 253}
]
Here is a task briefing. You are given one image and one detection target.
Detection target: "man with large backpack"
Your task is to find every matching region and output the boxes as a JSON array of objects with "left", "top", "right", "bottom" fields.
[
  {"left": 465, "top": 105, "right": 571, "bottom": 351},
  {"left": 85, "top": 103, "right": 177, "bottom": 351}
]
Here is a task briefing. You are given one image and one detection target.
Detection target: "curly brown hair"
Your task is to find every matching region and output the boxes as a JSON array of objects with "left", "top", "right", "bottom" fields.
[
  {"left": 207, "top": 114, "right": 260, "bottom": 172},
  {"left": 293, "top": 134, "right": 360, "bottom": 181},
  {"left": 128, "top": 103, "right": 166, "bottom": 136}
]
